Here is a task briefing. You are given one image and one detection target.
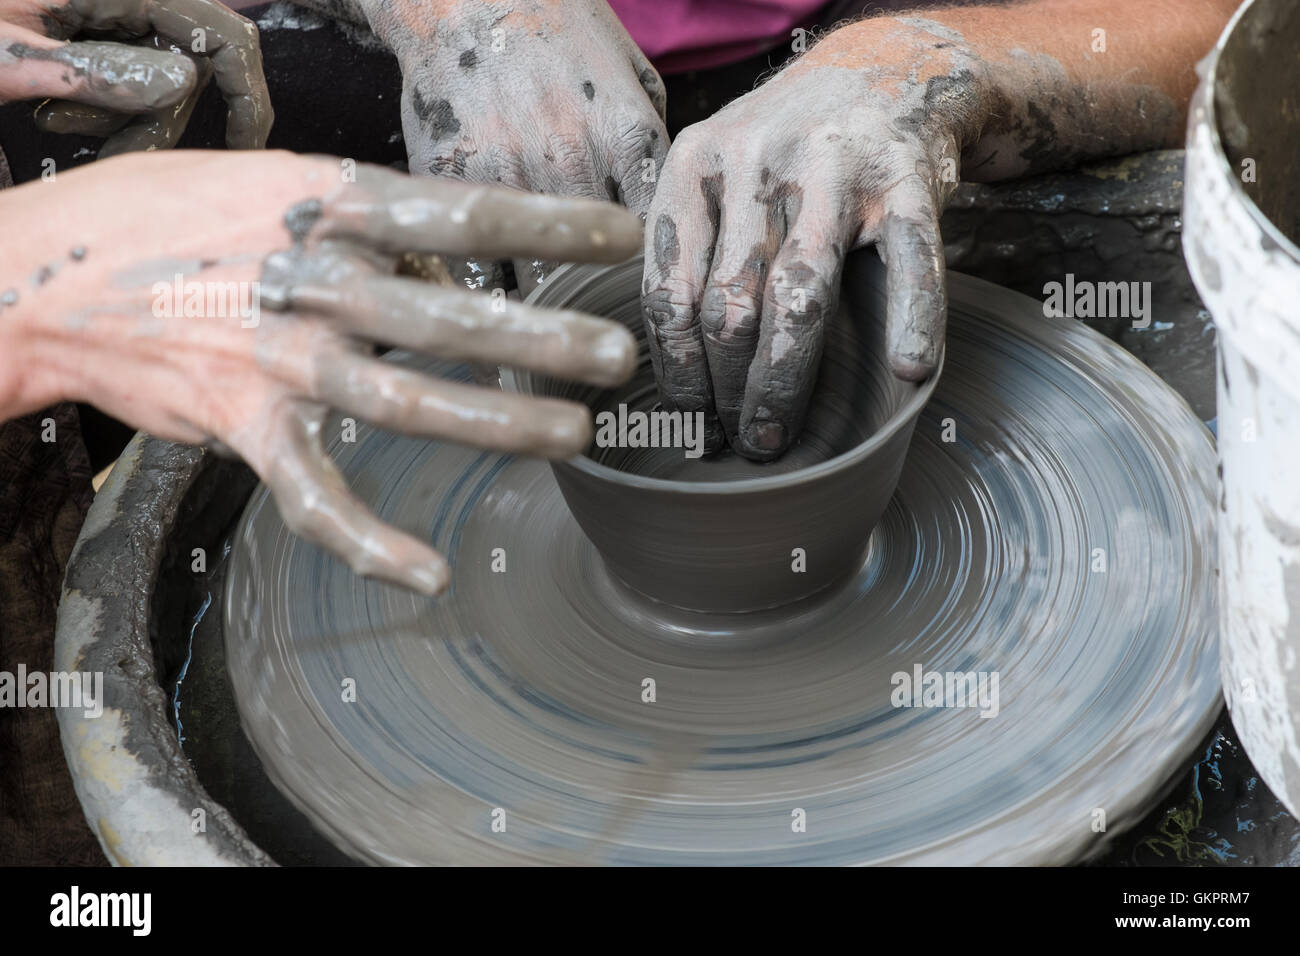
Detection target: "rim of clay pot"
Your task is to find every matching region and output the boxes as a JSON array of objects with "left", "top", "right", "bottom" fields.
[
  {"left": 514, "top": 256, "right": 944, "bottom": 495},
  {"left": 1201, "top": 0, "right": 1300, "bottom": 266}
]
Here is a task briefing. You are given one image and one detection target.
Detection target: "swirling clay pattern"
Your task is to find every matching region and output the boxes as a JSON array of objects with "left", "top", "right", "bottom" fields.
[{"left": 224, "top": 268, "right": 1219, "bottom": 865}]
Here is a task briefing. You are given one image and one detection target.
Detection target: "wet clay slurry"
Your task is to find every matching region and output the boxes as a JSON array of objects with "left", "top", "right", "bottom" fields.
[{"left": 223, "top": 264, "right": 1220, "bottom": 865}]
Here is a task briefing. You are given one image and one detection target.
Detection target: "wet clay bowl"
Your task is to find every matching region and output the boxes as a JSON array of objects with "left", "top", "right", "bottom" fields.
[{"left": 505, "top": 253, "right": 941, "bottom": 614}]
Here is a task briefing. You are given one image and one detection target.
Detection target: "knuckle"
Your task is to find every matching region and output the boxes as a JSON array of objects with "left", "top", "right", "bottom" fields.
[
  {"left": 769, "top": 261, "right": 834, "bottom": 321},
  {"left": 344, "top": 540, "right": 384, "bottom": 578},
  {"left": 812, "top": 122, "right": 852, "bottom": 144},
  {"left": 238, "top": 17, "right": 264, "bottom": 54},
  {"left": 484, "top": 142, "right": 529, "bottom": 188},
  {"left": 636, "top": 62, "right": 665, "bottom": 95},
  {"left": 609, "top": 114, "right": 657, "bottom": 152},
  {"left": 280, "top": 487, "right": 330, "bottom": 540},
  {"left": 641, "top": 284, "right": 698, "bottom": 333},
  {"left": 700, "top": 282, "right": 761, "bottom": 342},
  {"left": 737, "top": 135, "right": 776, "bottom": 170},
  {"left": 668, "top": 123, "right": 708, "bottom": 160},
  {"left": 537, "top": 128, "right": 589, "bottom": 173},
  {"left": 607, "top": 117, "right": 664, "bottom": 176}
]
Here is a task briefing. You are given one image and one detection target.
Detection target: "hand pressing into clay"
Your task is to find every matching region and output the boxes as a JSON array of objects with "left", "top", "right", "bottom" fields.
[
  {"left": 0, "top": 150, "right": 641, "bottom": 594},
  {"left": 642, "top": 20, "right": 987, "bottom": 460},
  {"left": 643, "top": 0, "right": 1225, "bottom": 461},
  {"left": 0, "top": 0, "right": 270, "bottom": 155}
]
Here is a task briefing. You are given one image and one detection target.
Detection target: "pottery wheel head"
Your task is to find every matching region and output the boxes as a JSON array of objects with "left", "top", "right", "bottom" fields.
[{"left": 224, "top": 259, "right": 1220, "bottom": 866}]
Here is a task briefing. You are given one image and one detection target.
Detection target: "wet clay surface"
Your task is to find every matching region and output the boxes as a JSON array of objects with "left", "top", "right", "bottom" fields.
[
  {"left": 220, "top": 271, "right": 1219, "bottom": 865},
  {"left": 506, "top": 257, "right": 933, "bottom": 613}
]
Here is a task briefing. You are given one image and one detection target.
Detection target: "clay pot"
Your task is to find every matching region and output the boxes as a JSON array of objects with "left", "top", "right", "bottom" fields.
[{"left": 505, "top": 253, "right": 940, "bottom": 613}]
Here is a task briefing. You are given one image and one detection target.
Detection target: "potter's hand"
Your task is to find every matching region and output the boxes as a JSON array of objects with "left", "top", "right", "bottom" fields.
[
  {"left": 346, "top": 0, "right": 667, "bottom": 211},
  {"left": 642, "top": 21, "right": 978, "bottom": 460},
  {"left": 643, "top": 1, "right": 1234, "bottom": 460},
  {"left": 0, "top": 151, "right": 640, "bottom": 595},
  {"left": 0, "top": 0, "right": 270, "bottom": 154}
]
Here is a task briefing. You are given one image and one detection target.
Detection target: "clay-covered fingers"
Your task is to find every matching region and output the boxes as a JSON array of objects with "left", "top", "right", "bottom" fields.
[
  {"left": 737, "top": 196, "right": 849, "bottom": 461},
  {"left": 640, "top": 158, "right": 726, "bottom": 453},
  {"left": 698, "top": 188, "right": 787, "bottom": 444},
  {"left": 282, "top": 275, "right": 637, "bottom": 387},
  {"left": 35, "top": 46, "right": 214, "bottom": 155},
  {"left": 143, "top": 0, "right": 269, "bottom": 147},
  {"left": 308, "top": 350, "right": 594, "bottom": 459},
  {"left": 0, "top": 26, "right": 195, "bottom": 111},
  {"left": 60, "top": 0, "right": 271, "bottom": 147},
  {"left": 247, "top": 403, "right": 449, "bottom": 595},
  {"left": 302, "top": 165, "right": 644, "bottom": 263},
  {"left": 877, "top": 180, "right": 946, "bottom": 381},
  {"left": 31, "top": 100, "right": 131, "bottom": 136}
]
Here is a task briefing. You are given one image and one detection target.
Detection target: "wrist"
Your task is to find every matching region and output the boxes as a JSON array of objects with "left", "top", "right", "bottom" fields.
[
  {"left": 360, "top": 0, "right": 473, "bottom": 57},
  {"left": 796, "top": 17, "right": 998, "bottom": 151},
  {"left": 0, "top": 294, "right": 58, "bottom": 419},
  {"left": 0, "top": 186, "right": 60, "bottom": 416}
]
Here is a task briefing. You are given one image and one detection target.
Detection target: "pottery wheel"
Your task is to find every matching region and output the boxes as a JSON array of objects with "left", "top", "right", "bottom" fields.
[{"left": 224, "top": 271, "right": 1219, "bottom": 865}]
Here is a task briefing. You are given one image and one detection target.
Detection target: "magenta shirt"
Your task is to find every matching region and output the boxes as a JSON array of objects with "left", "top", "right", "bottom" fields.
[
  {"left": 225, "top": 0, "right": 826, "bottom": 75},
  {"left": 608, "top": 0, "right": 828, "bottom": 73}
]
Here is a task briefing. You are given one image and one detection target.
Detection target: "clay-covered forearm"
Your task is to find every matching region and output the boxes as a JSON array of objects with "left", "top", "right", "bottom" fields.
[{"left": 802, "top": 0, "right": 1240, "bottom": 181}]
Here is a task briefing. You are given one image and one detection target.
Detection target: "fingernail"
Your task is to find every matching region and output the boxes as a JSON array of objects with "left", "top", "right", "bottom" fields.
[
  {"left": 406, "top": 561, "right": 449, "bottom": 596},
  {"left": 590, "top": 326, "right": 637, "bottom": 384},
  {"left": 743, "top": 419, "right": 787, "bottom": 455},
  {"left": 545, "top": 408, "right": 594, "bottom": 455},
  {"left": 890, "top": 343, "right": 936, "bottom": 382},
  {"left": 601, "top": 208, "right": 646, "bottom": 259},
  {"left": 699, "top": 287, "right": 726, "bottom": 333}
]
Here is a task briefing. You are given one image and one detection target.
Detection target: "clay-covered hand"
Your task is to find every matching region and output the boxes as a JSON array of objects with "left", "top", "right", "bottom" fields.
[
  {"left": 0, "top": 0, "right": 270, "bottom": 154},
  {"left": 355, "top": 0, "right": 668, "bottom": 212},
  {"left": 642, "top": 18, "right": 987, "bottom": 460},
  {"left": 0, "top": 150, "right": 641, "bottom": 594}
]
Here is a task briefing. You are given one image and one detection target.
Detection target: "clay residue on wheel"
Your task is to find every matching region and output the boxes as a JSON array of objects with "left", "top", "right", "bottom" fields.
[{"left": 222, "top": 265, "right": 1220, "bottom": 866}]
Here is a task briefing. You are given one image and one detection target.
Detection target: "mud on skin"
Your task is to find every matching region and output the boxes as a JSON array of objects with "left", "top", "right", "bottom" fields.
[
  {"left": 0, "top": 152, "right": 642, "bottom": 597},
  {"left": 0, "top": 0, "right": 271, "bottom": 149},
  {"left": 287, "top": 0, "right": 670, "bottom": 301},
  {"left": 643, "top": 19, "right": 983, "bottom": 460},
  {"left": 643, "top": 11, "right": 1187, "bottom": 461},
  {"left": 297, "top": 0, "right": 669, "bottom": 210},
  {"left": 247, "top": 164, "right": 644, "bottom": 595}
]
